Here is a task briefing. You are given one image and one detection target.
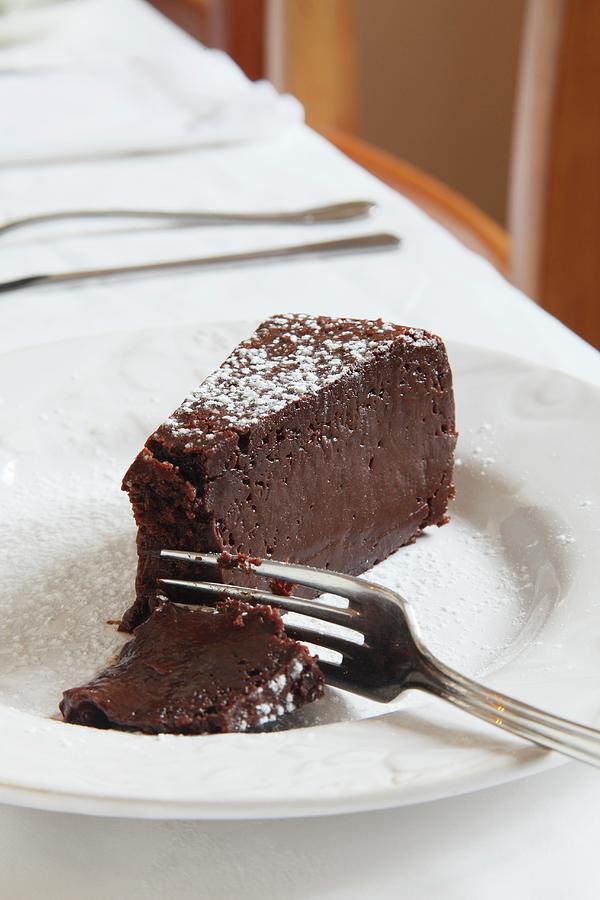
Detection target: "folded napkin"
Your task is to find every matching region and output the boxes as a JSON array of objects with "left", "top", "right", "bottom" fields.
[{"left": 0, "top": 51, "right": 303, "bottom": 164}]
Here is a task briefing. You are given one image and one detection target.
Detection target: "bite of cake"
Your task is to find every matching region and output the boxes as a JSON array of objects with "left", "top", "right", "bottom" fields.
[{"left": 60, "top": 594, "right": 324, "bottom": 734}]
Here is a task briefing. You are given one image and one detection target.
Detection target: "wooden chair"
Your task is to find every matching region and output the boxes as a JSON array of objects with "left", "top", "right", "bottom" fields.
[
  {"left": 508, "top": 0, "right": 600, "bottom": 347},
  {"left": 148, "top": 0, "right": 600, "bottom": 347}
]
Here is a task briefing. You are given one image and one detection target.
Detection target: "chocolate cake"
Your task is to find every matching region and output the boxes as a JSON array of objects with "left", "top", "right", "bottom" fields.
[
  {"left": 60, "top": 596, "right": 324, "bottom": 734},
  {"left": 122, "top": 314, "right": 457, "bottom": 630}
]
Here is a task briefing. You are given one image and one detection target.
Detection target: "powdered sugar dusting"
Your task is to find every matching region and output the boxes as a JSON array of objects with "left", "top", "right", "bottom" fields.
[
  {"left": 0, "top": 467, "right": 133, "bottom": 717},
  {"left": 164, "top": 314, "right": 437, "bottom": 440}
]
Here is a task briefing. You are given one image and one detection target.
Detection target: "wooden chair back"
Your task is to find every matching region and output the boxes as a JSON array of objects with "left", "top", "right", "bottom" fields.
[{"left": 509, "top": 0, "right": 600, "bottom": 347}]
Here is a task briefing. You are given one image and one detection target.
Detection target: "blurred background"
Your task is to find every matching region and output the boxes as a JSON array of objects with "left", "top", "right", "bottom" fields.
[
  {"left": 150, "top": 0, "right": 523, "bottom": 223},
  {"left": 1, "top": 0, "right": 598, "bottom": 346},
  {"left": 148, "top": 0, "right": 600, "bottom": 349}
]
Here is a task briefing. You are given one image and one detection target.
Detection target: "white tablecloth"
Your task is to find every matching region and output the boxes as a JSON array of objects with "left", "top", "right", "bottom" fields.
[{"left": 1, "top": 1, "right": 599, "bottom": 897}]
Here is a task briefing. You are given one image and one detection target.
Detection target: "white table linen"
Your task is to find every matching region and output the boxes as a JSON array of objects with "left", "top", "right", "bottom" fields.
[{"left": 1, "top": 1, "right": 599, "bottom": 897}]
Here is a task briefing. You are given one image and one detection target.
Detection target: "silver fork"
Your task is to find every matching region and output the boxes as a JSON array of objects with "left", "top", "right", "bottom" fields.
[
  {"left": 0, "top": 200, "right": 375, "bottom": 237},
  {"left": 159, "top": 549, "right": 600, "bottom": 767}
]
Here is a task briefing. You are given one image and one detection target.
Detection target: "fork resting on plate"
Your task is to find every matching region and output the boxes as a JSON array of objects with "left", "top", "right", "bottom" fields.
[{"left": 159, "top": 549, "right": 600, "bottom": 767}]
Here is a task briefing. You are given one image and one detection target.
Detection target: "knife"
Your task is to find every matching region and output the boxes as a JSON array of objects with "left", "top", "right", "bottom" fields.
[{"left": 0, "top": 233, "right": 401, "bottom": 294}]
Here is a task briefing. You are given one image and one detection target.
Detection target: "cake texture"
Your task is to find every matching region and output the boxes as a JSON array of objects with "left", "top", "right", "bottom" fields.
[
  {"left": 121, "top": 314, "right": 457, "bottom": 630},
  {"left": 60, "top": 595, "right": 324, "bottom": 734}
]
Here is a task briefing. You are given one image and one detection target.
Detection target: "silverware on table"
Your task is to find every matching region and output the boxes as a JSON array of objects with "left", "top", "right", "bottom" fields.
[
  {"left": 0, "top": 200, "right": 376, "bottom": 237},
  {"left": 0, "top": 232, "right": 400, "bottom": 294},
  {"left": 159, "top": 550, "right": 600, "bottom": 768}
]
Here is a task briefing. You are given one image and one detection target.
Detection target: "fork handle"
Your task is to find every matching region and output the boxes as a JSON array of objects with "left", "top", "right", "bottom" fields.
[{"left": 414, "top": 659, "right": 600, "bottom": 768}]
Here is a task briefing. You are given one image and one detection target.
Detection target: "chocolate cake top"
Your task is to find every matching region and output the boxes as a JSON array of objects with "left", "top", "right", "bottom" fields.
[{"left": 161, "top": 314, "right": 439, "bottom": 444}]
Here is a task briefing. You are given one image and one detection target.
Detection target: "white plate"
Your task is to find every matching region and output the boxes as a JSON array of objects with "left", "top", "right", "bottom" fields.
[{"left": 0, "top": 322, "right": 598, "bottom": 819}]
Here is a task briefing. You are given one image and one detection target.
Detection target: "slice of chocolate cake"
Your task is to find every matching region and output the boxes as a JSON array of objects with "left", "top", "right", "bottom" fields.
[
  {"left": 122, "top": 314, "right": 457, "bottom": 630},
  {"left": 60, "top": 596, "right": 324, "bottom": 734}
]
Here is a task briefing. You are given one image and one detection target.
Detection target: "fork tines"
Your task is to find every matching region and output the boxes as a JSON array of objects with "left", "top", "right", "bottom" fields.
[
  {"left": 158, "top": 550, "right": 361, "bottom": 620},
  {"left": 158, "top": 549, "right": 367, "bottom": 668}
]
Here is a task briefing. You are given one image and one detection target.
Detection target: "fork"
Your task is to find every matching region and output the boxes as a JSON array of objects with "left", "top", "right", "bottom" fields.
[
  {"left": 0, "top": 200, "right": 375, "bottom": 238},
  {"left": 159, "top": 549, "right": 600, "bottom": 767}
]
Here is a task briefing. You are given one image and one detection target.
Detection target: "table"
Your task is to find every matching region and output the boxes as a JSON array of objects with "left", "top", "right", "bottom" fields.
[{"left": 1, "top": 2, "right": 599, "bottom": 897}]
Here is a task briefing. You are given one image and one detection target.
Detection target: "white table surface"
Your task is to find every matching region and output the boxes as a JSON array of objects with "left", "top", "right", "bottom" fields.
[{"left": 1, "top": 1, "right": 600, "bottom": 897}]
